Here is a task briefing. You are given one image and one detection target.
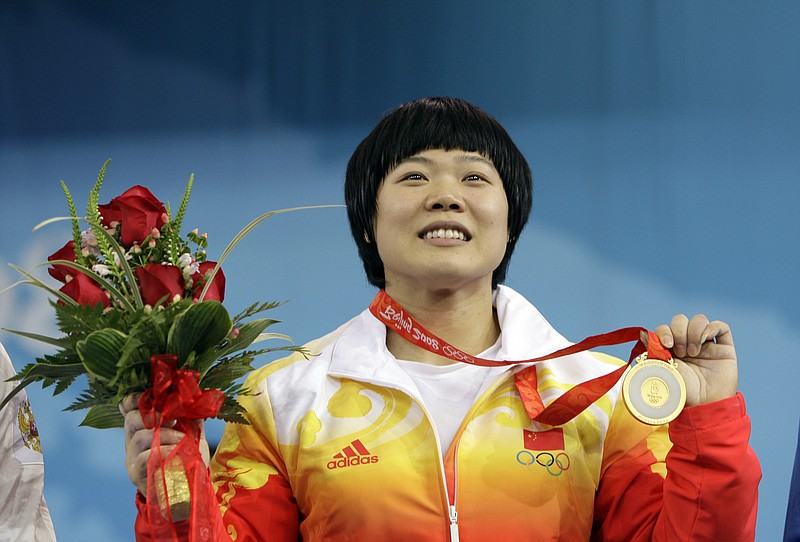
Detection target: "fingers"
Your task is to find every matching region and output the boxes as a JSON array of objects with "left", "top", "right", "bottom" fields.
[
  {"left": 650, "top": 313, "right": 738, "bottom": 405},
  {"left": 685, "top": 314, "right": 710, "bottom": 357},
  {"left": 125, "top": 419, "right": 186, "bottom": 456},
  {"left": 705, "top": 320, "right": 734, "bottom": 347},
  {"left": 126, "top": 426, "right": 188, "bottom": 492},
  {"left": 652, "top": 323, "right": 674, "bottom": 350},
  {"left": 123, "top": 406, "right": 188, "bottom": 493},
  {"left": 128, "top": 443, "right": 181, "bottom": 495},
  {"left": 655, "top": 314, "right": 734, "bottom": 359},
  {"left": 120, "top": 394, "right": 212, "bottom": 493},
  {"left": 119, "top": 392, "right": 142, "bottom": 416}
]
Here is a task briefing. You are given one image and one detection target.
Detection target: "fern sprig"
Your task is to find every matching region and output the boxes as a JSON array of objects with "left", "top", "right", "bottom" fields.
[
  {"left": 60, "top": 181, "right": 84, "bottom": 264},
  {"left": 171, "top": 174, "right": 193, "bottom": 238},
  {"left": 232, "top": 300, "right": 284, "bottom": 325}
]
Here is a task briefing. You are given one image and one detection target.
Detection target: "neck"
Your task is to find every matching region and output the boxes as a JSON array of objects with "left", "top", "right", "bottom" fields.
[{"left": 383, "top": 282, "right": 500, "bottom": 366}]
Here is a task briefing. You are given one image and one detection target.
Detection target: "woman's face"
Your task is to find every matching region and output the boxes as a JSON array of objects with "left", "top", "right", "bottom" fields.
[{"left": 374, "top": 148, "right": 509, "bottom": 294}]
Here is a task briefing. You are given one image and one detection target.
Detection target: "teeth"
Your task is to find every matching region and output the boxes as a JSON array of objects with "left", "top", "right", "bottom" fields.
[{"left": 425, "top": 228, "right": 467, "bottom": 241}]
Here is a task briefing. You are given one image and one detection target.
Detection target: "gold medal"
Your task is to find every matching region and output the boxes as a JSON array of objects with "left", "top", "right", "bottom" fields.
[{"left": 622, "top": 353, "right": 686, "bottom": 425}]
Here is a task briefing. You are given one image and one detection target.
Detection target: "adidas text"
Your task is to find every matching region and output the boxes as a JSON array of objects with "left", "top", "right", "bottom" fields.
[{"left": 327, "top": 456, "right": 379, "bottom": 470}]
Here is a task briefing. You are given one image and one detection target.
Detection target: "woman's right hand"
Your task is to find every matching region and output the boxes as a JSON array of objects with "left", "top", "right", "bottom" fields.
[{"left": 119, "top": 393, "right": 211, "bottom": 496}]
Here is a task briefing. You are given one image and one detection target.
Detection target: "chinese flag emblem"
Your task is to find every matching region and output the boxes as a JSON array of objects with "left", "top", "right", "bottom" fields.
[{"left": 523, "top": 428, "right": 564, "bottom": 451}]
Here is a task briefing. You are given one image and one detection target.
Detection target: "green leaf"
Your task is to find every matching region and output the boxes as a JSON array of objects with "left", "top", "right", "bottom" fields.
[
  {"left": 0, "top": 379, "right": 33, "bottom": 410},
  {"left": 171, "top": 173, "right": 193, "bottom": 238},
  {"left": 216, "top": 397, "right": 250, "bottom": 425},
  {"left": 59, "top": 180, "right": 83, "bottom": 263},
  {"left": 52, "top": 301, "right": 115, "bottom": 344},
  {"left": 79, "top": 404, "right": 124, "bottom": 429},
  {"left": 255, "top": 332, "right": 294, "bottom": 344},
  {"left": 53, "top": 376, "right": 78, "bottom": 396},
  {"left": 76, "top": 328, "right": 129, "bottom": 381},
  {"left": 111, "top": 365, "right": 151, "bottom": 403},
  {"left": 1, "top": 328, "right": 63, "bottom": 348},
  {"left": 67, "top": 379, "right": 116, "bottom": 411},
  {"left": 0, "top": 279, "right": 32, "bottom": 297},
  {"left": 167, "top": 301, "right": 231, "bottom": 366},
  {"left": 231, "top": 300, "right": 282, "bottom": 326},
  {"left": 16, "top": 362, "right": 86, "bottom": 380},
  {"left": 87, "top": 159, "right": 111, "bottom": 217},
  {"left": 7, "top": 263, "right": 78, "bottom": 306},
  {"left": 224, "top": 318, "right": 277, "bottom": 354},
  {"left": 86, "top": 160, "right": 110, "bottom": 263},
  {"left": 191, "top": 318, "right": 274, "bottom": 377},
  {"left": 200, "top": 359, "right": 255, "bottom": 390},
  {"left": 42, "top": 259, "right": 135, "bottom": 312}
]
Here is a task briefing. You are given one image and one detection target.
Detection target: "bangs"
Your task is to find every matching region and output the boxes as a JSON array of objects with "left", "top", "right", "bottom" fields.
[{"left": 367, "top": 99, "right": 515, "bottom": 184}]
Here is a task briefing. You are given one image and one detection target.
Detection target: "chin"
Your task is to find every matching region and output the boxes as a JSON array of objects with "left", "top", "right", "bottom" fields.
[{"left": 419, "top": 272, "right": 494, "bottom": 293}]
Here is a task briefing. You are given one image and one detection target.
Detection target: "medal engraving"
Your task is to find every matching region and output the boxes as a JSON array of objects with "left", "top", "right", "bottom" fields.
[
  {"left": 642, "top": 377, "right": 669, "bottom": 407},
  {"left": 623, "top": 354, "right": 686, "bottom": 425}
]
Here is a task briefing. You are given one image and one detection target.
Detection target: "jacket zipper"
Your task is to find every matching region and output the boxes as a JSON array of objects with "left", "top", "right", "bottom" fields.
[
  {"left": 448, "top": 440, "right": 461, "bottom": 542},
  {"left": 406, "top": 394, "right": 460, "bottom": 541},
  {"left": 449, "top": 504, "right": 459, "bottom": 542}
]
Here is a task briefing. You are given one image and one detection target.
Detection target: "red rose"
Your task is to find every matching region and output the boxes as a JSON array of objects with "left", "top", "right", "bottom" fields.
[
  {"left": 60, "top": 273, "right": 110, "bottom": 308},
  {"left": 98, "top": 185, "right": 168, "bottom": 247},
  {"left": 135, "top": 264, "right": 186, "bottom": 306},
  {"left": 191, "top": 262, "right": 226, "bottom": 302},
  {"left": 47, "top": 240, "right": 78, "bottom": 283}
]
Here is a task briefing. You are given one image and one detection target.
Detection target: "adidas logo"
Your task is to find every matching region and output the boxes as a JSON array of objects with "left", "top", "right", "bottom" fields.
[{"left": 326, "top": 439, "right": 379, "bottom": 470}]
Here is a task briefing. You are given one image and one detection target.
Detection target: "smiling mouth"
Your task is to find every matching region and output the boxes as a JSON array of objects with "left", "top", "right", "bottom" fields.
[{"left": 420, "top": 228, "right": 470, "bottom": 241}]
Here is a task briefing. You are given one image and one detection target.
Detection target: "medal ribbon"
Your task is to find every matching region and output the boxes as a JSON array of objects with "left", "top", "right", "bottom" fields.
[{"left": 369, "top": 290, "right": 671, "bottom": 426}]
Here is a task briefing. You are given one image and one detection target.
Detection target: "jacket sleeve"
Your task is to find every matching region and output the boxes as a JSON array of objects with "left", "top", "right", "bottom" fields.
[
  {"left": 208, "top": 377, "right": 301, "bottom": 542},
  {"left": 592, "top": 392, "right": 761, "bottom": 542}
]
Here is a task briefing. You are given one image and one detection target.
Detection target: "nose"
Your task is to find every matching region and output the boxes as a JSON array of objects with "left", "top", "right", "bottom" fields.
[{"left": 426, "top": 193, "right": 463, "bottom": 212}]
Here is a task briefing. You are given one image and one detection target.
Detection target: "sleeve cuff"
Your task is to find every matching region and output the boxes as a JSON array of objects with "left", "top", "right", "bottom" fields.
[{"left": 669, "top": 391, "right": 747, "bottom": 435}]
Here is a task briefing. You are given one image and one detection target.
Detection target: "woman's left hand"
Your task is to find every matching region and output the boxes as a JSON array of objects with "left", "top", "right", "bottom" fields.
[{"left": 647, "top": 314, "right": 738, "bottom": 406}]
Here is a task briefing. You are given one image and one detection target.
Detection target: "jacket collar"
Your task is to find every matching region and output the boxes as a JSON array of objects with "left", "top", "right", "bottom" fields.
[
  {"left": 327, "top": 286, "right": 571, "bottom": 385},
  {"left": 492, "top": 285, "right": 572, "bottom": 360}
]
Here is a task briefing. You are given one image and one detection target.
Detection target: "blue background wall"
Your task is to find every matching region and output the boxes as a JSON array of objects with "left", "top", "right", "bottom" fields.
[{"left": 1, "top": 2, "right": 798, "bottom": 540}]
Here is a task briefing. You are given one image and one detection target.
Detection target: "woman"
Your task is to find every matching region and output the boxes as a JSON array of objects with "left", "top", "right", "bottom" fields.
[{"left": 125, "top": 97, "right": 760, "bottom": 541}]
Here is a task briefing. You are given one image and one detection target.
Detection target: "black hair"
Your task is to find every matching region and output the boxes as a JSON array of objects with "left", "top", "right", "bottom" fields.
[{"left": 345, "top": 97, "right": 533, "bottom": 289}]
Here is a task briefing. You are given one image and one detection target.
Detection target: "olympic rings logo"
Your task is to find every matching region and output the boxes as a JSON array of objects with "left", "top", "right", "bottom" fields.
[{"left": 516, "top": 450, "right": 571, "bottom": 477}]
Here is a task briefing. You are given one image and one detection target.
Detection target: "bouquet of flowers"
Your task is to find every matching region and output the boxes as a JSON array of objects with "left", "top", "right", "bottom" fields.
[
  {"left": 0, "top": 161, "right": 310, "bottom": 428},
  {"left": 0, "top": 160, "right": 324, "bottom": 538},
  {"left": 1, "top": 160, "right": 303, "bottom": 429}
]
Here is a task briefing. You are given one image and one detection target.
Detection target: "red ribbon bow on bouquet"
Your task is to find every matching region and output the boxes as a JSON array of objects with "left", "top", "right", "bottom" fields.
[{"left": 137, "top": 354, "right": 226, "bottom": 541}]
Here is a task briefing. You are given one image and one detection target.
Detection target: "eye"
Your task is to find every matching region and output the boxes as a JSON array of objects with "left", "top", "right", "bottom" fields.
[
  {"left": 399, "top": 172, "right": 428, "bottom": 184},
  {"left": 463, "top": 173, "right": 488, "bottom": 183}
]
